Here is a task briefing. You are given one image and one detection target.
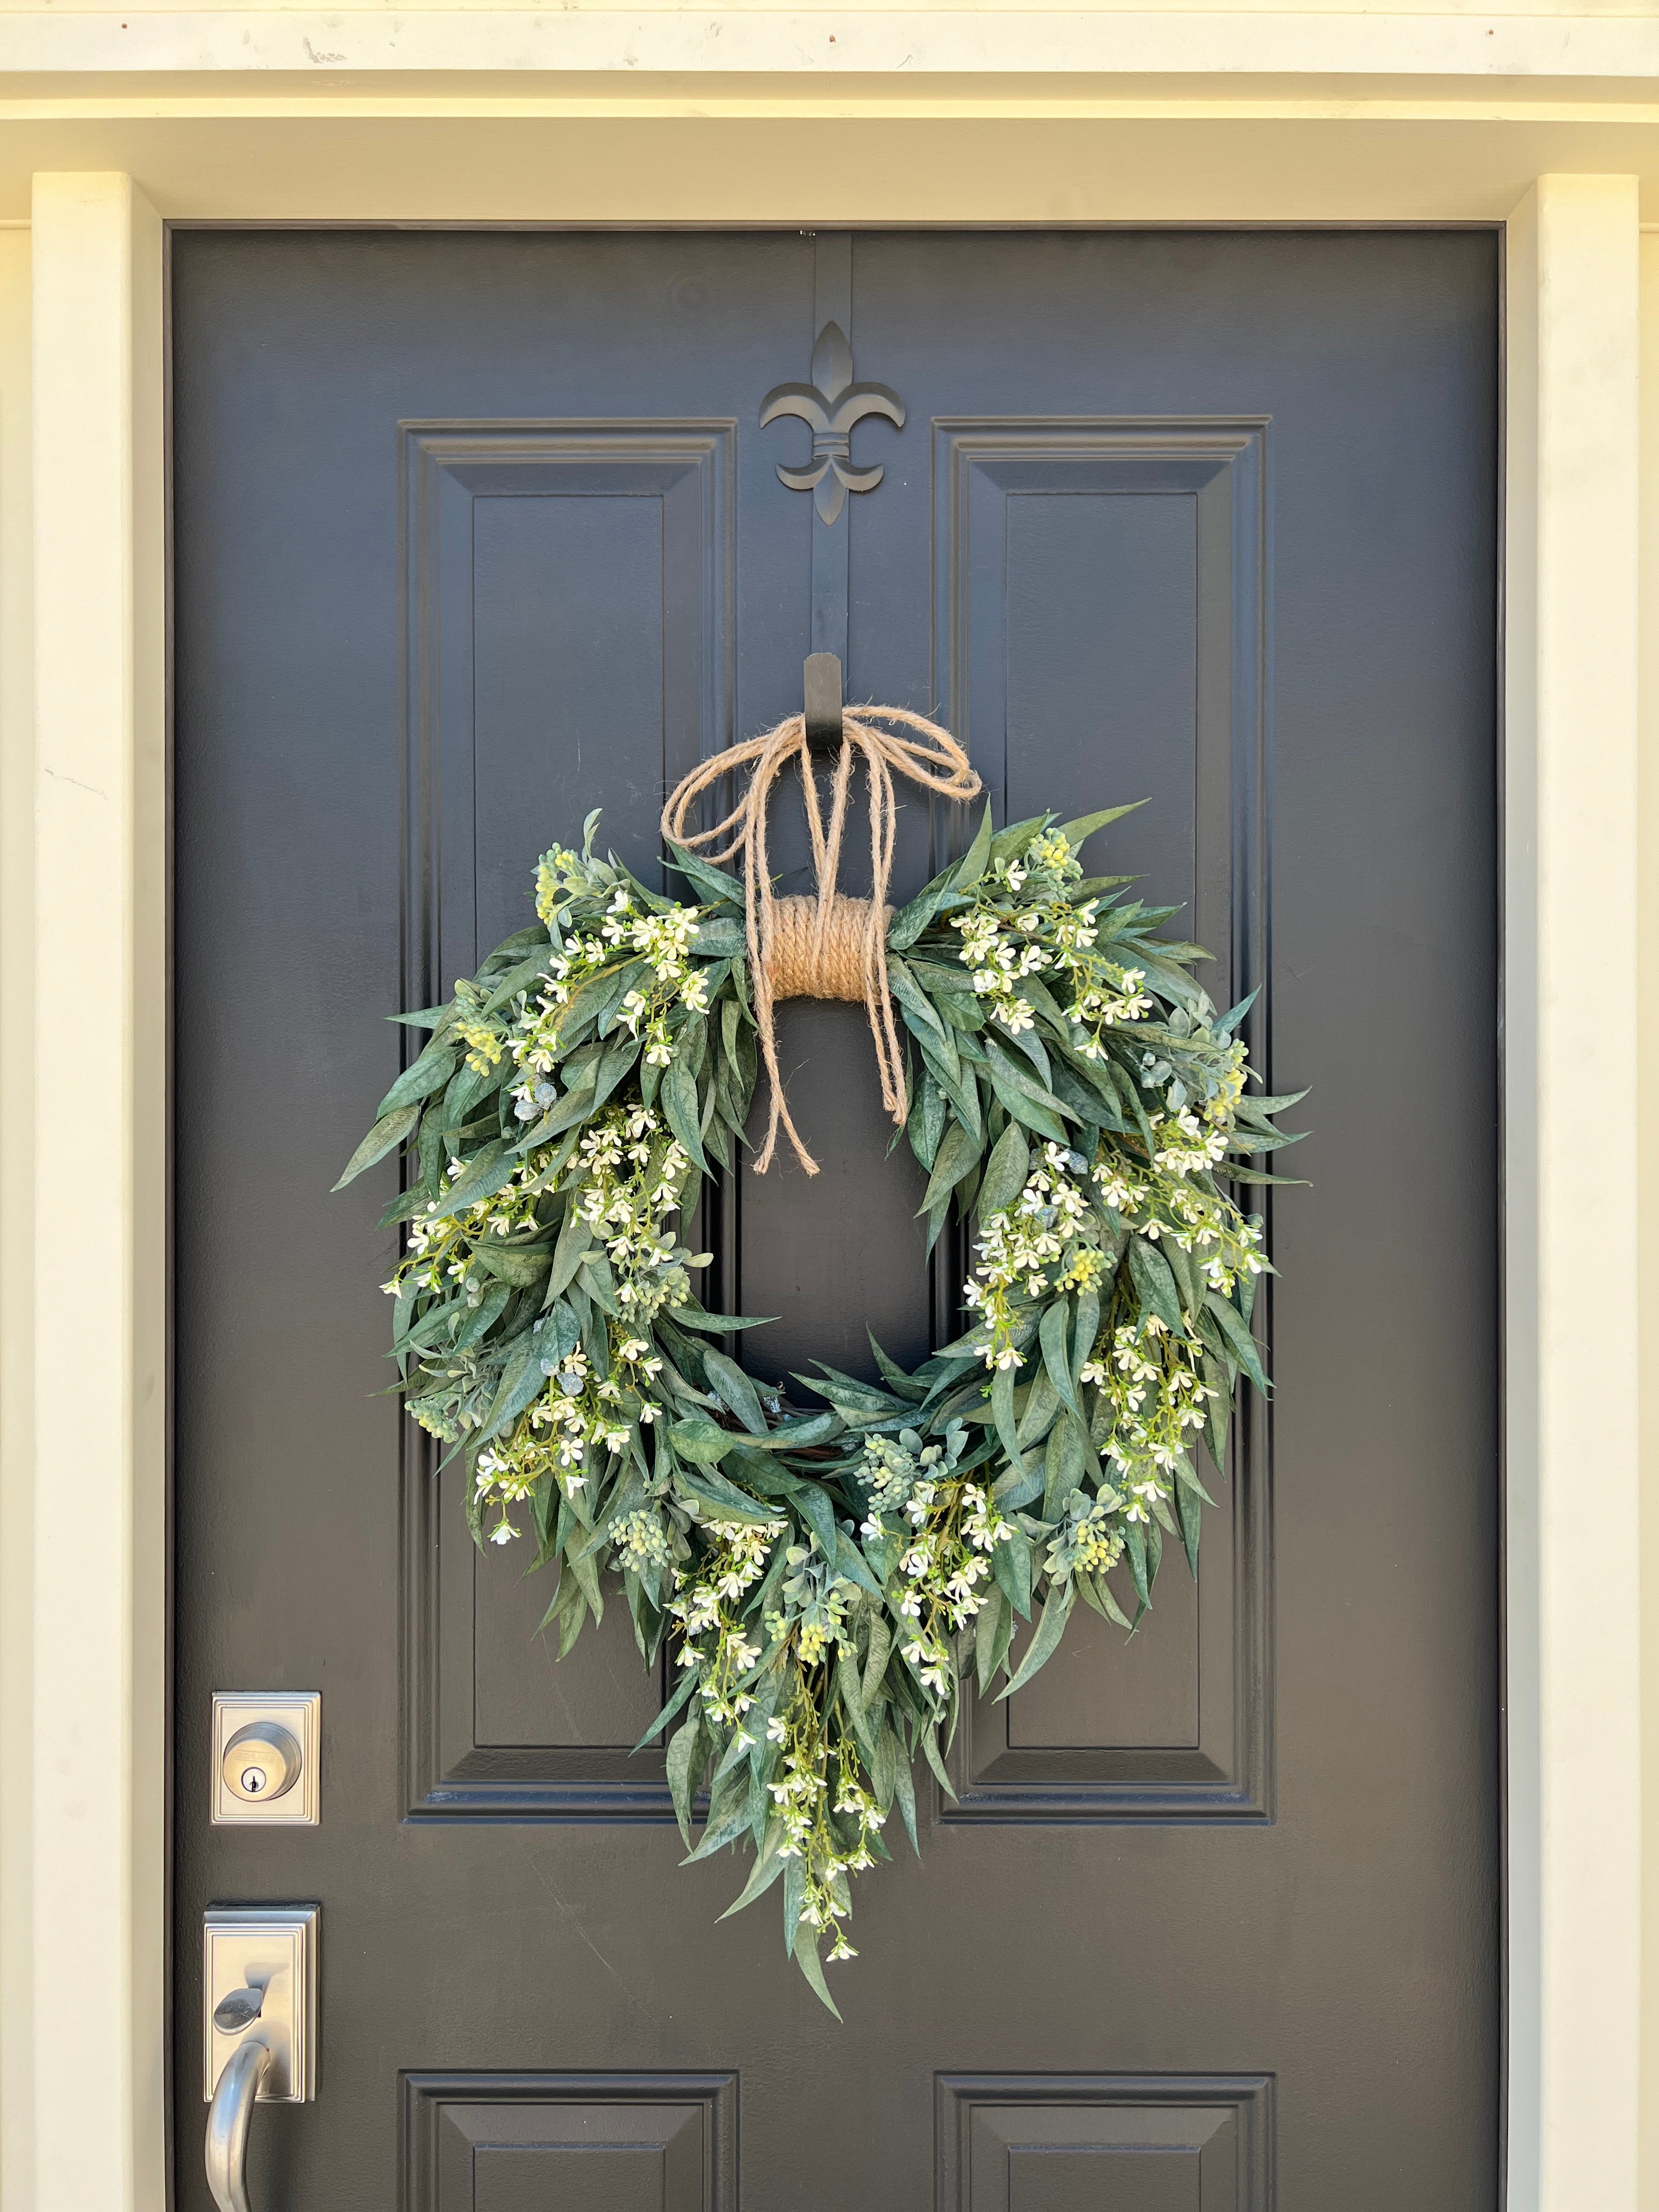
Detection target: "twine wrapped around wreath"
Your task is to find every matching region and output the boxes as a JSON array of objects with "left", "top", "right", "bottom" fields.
[{"left": 661, "top": 706, "right": 981, "bottom": 1176}]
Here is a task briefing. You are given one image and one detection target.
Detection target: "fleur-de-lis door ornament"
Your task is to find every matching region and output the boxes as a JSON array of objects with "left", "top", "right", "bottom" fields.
[{"left": 760, "top": 320, "right": 905, "bottom": 526}]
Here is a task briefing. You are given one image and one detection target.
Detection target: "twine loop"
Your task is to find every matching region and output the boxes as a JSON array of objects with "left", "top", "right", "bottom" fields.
[{"left": 661, "top": 706, "right": 981, "bottom": 1175}]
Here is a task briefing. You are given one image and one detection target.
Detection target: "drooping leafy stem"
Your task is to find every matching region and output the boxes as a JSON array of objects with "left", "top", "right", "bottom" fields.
[{"left": 338, "top": 797, "right": 1306, "bottom": 2007}]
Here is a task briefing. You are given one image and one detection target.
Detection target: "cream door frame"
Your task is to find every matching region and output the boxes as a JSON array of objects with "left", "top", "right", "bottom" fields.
[{"left": 0, "top": 60, "right": 1650, "bottom": 2212}]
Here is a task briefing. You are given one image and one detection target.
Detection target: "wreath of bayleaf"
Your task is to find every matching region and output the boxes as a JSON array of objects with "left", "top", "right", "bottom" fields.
[{"left": 338, "top": 798, "right": 1305, "bottom": 2011}]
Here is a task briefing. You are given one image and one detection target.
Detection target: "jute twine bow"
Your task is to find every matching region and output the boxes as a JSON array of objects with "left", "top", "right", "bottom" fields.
[{"left": 661, "top": 707, "right": 982, "bottom": 1176}]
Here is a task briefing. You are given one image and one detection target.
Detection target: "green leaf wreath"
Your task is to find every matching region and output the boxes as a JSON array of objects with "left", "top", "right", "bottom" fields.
[{"left": 340, "top": 790, "right": 1304, "bottom": 2012}]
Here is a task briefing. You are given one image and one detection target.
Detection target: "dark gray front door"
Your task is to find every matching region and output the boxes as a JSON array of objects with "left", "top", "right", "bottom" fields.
[{"left": 172, "top": 229, "right": 1499, "bottom": 2209}]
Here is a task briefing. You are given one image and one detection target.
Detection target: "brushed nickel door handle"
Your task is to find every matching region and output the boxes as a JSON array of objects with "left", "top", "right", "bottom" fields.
[
  {"left": 202, "top": 1906, "right": 320, "bottom": 2212},
  {"left": 205, "top": 2035, "right": 273, "bottom": 2212}
]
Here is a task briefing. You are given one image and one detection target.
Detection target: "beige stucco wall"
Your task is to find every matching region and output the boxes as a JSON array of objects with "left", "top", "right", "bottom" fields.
[{"left": 0, "top": 12, "right": 1657, "bottom": 2210}]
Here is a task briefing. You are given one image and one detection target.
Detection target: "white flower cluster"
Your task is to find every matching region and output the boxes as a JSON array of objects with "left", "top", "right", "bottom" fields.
[
  {"left": 963, "top": 1144, "right": 1105, "bottom": 1371},
  {"left": 948, "top": 827, "right": 1151, "bottom": 1054},
  {"left": 388, "top": 1147, "right": 549, "bottom": 1314},
  {"left": 603, "top": 890, "right": 708, "bottom": 1067},
  {"left": 953, "top": 899, "right": 1050, "bottom": 1035},
  {"left": 1091, "top": 1152, "right": 1265, "bottom": 1297},
  {"left": 468, "top": 1333, "right": 637, "bottom": 1546},
  {"left": 765, "top": 1704, "right": 885, "bottom": 1962},
  {"left": 865, "top": 1464, "right": 1013, "bottom": 1700},
  {"left": 1097, "top": 1314, "right": 1214, "bottom": 1515},
  {"left": 451, "top": 1104, "right": 692, "bottom": 1544},
  {"left": 504, "top": 936, "right": 611, "bottom": 1114},
  {"left": 670, "top": 1515, "right": 784, "bottom": 1731},
  {"left": 573, "top": 1105, "right": 692, "bottom": 1326},
  {"left": 1151, "top": 1105, "right": 1229, "bottom": 1176},
  {"left": 500, "top": 873, "right": 707, "bottom": 1111},
  {"left": 897, "top": 1479, "right": 1012, "bottom": 1694}
]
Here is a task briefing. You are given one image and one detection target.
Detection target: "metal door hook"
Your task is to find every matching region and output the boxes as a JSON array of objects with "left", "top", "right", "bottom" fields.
[
  {"left": 804, "top": 652, "right": 844, "bottom": 753},
  {"left": 206, "top": 2035, "right": 274, "bottom": 2212}
]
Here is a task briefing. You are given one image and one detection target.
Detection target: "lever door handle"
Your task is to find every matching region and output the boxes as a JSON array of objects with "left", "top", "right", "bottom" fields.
[
  {"left": 205, "top": 2035, "right": 273, "bottom": 2212},
  {"left": 202, "top": 1905, "right": 319, "bottom": 2212}
]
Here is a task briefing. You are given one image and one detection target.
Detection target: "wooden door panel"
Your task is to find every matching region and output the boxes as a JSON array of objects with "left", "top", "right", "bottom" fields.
[
  {"left": 472, "top": 1552, "right": 667, "bottom": 1753},
  {"left": 404, "top": 422, "right": 735, "bottom": 978},
  {"left": 408, "top": 2074, "right": 737, "bottom": 2212},
  {"left": 936, "top": 419, "right": 1267, "bottom": 1818},
  {"left": 936, "top": 2075, "right": 1271, "bottom": 2212},
  {"left": 402, "top": 421, "right": 734, "bottom": 1815}
]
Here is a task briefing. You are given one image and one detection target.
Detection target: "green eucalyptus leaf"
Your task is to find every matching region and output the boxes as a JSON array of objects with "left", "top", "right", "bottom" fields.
[
  {"left": 632, "top": 1664, "right": 702, "bottom": 1753},
  {"left": 684, "top": 1763, "right": 759, "bottom": 1862},
  {"left": 918, "top": 1118, "right": 975, "bottom": 1218},
  {"left": 1039, "top": 1300, "right": 1080, "bottom": 1419},
  {"left": 997, "top": 1582, "right": 1074, "bottom": 1700},
  {"left": 951, "top": 803, "right": 995, "bottom": 891},
  {"left": 1126, "top": 1235, "right": 1184, "bottom": 1335},
  {"left": 1014, "top": 1367, "right": 1059, "bottom": 1452},
  {"left": 511, "top": 1080, "right": 597, "bottom": 1153},
  {"left": 669, "top": 1415, "right": 738, "bottom": 1466},
  {"left": 692, "top": 917, "right": 748, "bottom": 960},
  {"left": 975, "top": 1123, "right": 1030, "bottom": 1220},
  {"left": 670, "top": 1307, "right": 779, "bottom": 1335},
  {"left": 478, "top": 1327, "right": 548, "bottom": 1446},
  {"left": 1053, "top": 799, "right": 1147, "bottom": 855},
  {"left": 375, "top": 1043, "right": 460, "bottom": 1120},
  {"left": 887, "top": 957, "right": 947, "bottom": 1043},
  {"left": 718, "top": 1822, "right": 788, "bottom": 1918},
  {"left": 334, "top": 1103, "right": 420, "bottom": 1190},
  {"left": 975, "top": 1587, "right": 1005, "bottom": 1694},
  {"left": 1204, "top": 1290, "right": 1271, "bottom": 1396},
  {"left": 792, "top": 1926, "right": 843, "bottom": 2018},
  {"left": 919, "top": 1720, "right": 957, "bottom": 1802},
  {"left": 480, "top": 952, "right": 554, "bottom": 1017},
  {"left": 1124, "top": 1521, "right": 1151, "bottom": 1609},
  {"left": 991, "top": 1528, "right": 1032, "bottom": 1620},
  {"left": 862, "top": 1613, "right": 894, "bottom": 1705},
  {"left": 471, "top": 1240, "right": 553, "bottom": 1286},
  {"left": 702, "top": 1349, "right": 769, "bottom": 1437},
  {"left": 664, "top": 840, "right": 746, "bottom": 907},
  {"left": 662, "top": 1060, "right": 710, "bottom": 1175},
  {"left": 546, "top": 1209, "right": 594, "bottom": 1302},
  {"left": 793, "top": 1481, "right": 839, "bottom": 1561},
  {"left": 666, "top": 1712, "right": 706, "bottom": 1848},
  {"left": 430, "top": 1138, "right": 522, "bottom": 1221},
  {"left": 833, "top": 1528, "right": 883, "bottom": 1599},
  {"left": 1175, "top": 1474, "right": 1203, "bottom": 1578},
  {"left": 984, "top": 1063, "right": 1069, "bottom": 1145},
  {"left": 887, "top": 880, "right": 947, "bottom": 952},
  {"left": 676, "top": 1463, "right": 779, "bottom": 1528},
  {"left": 988, "top": 814, "right": 1048, "bottom": 866}
]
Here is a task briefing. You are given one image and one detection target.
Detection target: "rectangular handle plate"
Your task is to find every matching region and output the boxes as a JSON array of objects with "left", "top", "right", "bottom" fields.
[{"left": 202, "top": 1904, "right": 320, "bottom": 2103}]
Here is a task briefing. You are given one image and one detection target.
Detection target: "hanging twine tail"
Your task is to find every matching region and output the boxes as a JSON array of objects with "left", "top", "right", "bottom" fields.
[{"left": 661, "top": 704, "right": 981, "bottom": 1175}]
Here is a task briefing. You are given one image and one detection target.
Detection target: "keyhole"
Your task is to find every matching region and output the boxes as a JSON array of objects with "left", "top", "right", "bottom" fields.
[{"left": 221, "top": 1719, "right": 301, "bottom": 1806}]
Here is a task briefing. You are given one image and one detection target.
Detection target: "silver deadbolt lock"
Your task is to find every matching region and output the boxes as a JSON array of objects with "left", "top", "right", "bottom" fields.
[
  {"left": 223, "top": 1721, "right": 301, "bottom": 1804},
  {"left": 211, "top": 1694, "right": 320, "bottom": 1826}
]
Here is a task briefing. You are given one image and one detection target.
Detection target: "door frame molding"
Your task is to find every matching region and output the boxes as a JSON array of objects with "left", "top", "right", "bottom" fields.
[{"left": 1, "top": 120, "right": 1646, "bottom": 2212}]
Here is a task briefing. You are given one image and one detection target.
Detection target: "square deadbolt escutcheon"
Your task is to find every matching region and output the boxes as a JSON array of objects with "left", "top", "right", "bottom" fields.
[{"left": 212, "top": 1691, "right": 320, "bottom": 1825}]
